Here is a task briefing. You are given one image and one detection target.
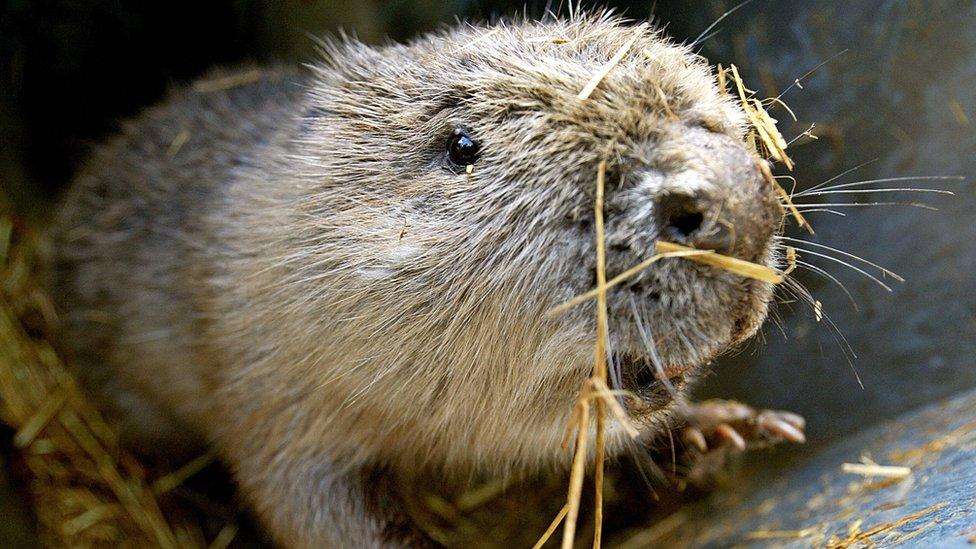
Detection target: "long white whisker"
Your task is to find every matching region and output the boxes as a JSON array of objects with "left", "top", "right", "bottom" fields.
[
  {"left": 786, "top": 123, "right": 816, "bottom": 146},
  {"left": 782, "top": 246, "right": 894, "bottom": 292},
  {"left": 629, "top": 296, "right": 680, "bottom": 401},
  {"left": 795, "top": 175, "right": 963, "bottom": 196},
  {"left": 793, "top": 201, "right": 939, "bottom": 211},
  {"left": 693, "top": 28, "right": 724, "bottom": 51},
  {"left": 773, "top": 49, "right": 849, "bottom": 104},
  {"left": 766, "top": 304, "right": 788, "bottom": 341},
  {"left": 799, "top": 158, "right": 879, "bottom": 195},
  {"left": 777, "top": 236, "right": 904, "bottom": 281},
  {"left": 690, "top": 0, "right": 753, "bottom": 47},
  {"left": 782, "top": 278, "right": 863, "bottom": 388},
  {"left": 797, "top": 187, "right": 954, "bottom": 197},
  {"left": 790, "top": 208, "right": 848, "bottom": 217},
  {"left": 608, "top": 346, "right": 624, "bottom": 393},
  {"left": 794, "top": 260, "right": 859, "bottom": 310}
]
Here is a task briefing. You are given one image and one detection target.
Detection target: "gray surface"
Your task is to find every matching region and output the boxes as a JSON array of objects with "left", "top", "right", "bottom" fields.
[{"left": 633, "top": 386, "right": 976, "bottom": 547}]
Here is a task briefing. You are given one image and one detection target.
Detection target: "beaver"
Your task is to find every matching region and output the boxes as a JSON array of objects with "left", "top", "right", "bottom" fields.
[{"left": 52, "top": 13, "right": 804, "bottom": 547}]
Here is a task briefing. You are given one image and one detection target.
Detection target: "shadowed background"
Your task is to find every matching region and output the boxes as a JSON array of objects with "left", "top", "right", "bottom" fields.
[{"left": 2, "top": 0, "right": 973, "bottom": 545}]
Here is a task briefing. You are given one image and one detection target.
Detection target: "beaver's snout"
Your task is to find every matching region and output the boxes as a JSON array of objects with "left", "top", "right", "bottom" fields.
[
  {"left": 644, "top": 129, "right": 783, "bottom": 263},
  {"left": 655, "top": 180, "right": 778, "bottom": 262}
]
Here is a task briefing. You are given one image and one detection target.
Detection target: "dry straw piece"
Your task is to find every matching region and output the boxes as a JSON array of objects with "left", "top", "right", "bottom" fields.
[
  {"left": 759, "top": 159, "right": 814, "bottom": 234},
  {"left": 728, "top": 64, "right": 793, "bottom": 170},
  {"left": 547, "top": 248, "right": 713, "bottom": 316},
  {"left": 538, "top": 161, "right": 642, "bottom": 549},
  {"left": 192, "top": 68, "right": 262, "bottom": 93},
  {"left": 560, "top": 160, "right": 610, "bottom": 549},
  {"left": 722, "top": 64, "right": 814, "bottom": 234},
  {"left": 577, "top": 28, "right": 643, "bottom": 100},
  {"left": 783, "top": 246, "right": 798, "bottom": 275},
  {"left": 840, "top": 462, "right": 911, "bottom": 479},
  {"left": 827, "top": 502, "right": 948, "bottom": 548},
  {"left": 655, "top": 241, "right": 785, "bottom": 284}
]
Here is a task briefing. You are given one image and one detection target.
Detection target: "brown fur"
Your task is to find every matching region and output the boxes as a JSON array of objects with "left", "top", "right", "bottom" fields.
[{"left": 53, "top": 14, "right": 782, "bottom": 547}]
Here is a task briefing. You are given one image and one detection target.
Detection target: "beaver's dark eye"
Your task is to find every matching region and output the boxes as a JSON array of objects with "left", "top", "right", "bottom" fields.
[{"left": 447, "top": 128, "right": 480, "bottom": 166}]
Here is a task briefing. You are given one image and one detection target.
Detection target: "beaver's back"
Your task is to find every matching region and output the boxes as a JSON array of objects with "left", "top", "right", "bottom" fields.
[{"left": 53, "top": 67, "right": 308, "bottom": 452}]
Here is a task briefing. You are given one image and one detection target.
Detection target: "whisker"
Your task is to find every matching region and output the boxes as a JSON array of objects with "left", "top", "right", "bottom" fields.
[
  {"left": 786, "top": 123, "right": 817, "bottom": 147},
  {"left": 793, "top": 201, "right": 939, "bottom": 211},
  {"left": 781, "top": 245, "right": 894, "bottom": 292},
  {"left": 629, "top": 296, "right": 680, "bottom": 401},
  {"left": 800, "top": 158, "right": 879, "bottom": 194},
  {"left": 796, "top": 175, "right": 963, "bottom": 196},
  {"left": 693, "top": 28, "right": 724, "bottom": 51},
  {"left": 608, "top": 349, "right": 624, "bottom": 394},
  {"left": 781, "top": 277, "right": 816, "bottom": 309},
  {"left": 624, "top": 438, "right": 667, "bottom": 493},
  {"left": 797, "top": 187, "right": 954, "bottom": 197},
  {"left": 690, "top": 0, "right": 753, "bottom": 47},
  {"left": 789, "top": 208, "right": 847, "bottom": 217},
  {"left": 782, "top": 278, "right": 863, "bottom": 388},
  {"left": 794, "top": 260, "right": 859, "bottom": 310},
  {"left": 772, "top": 49, "right": 849, "bottom": 104},
  {"left": 778, "top": 236, "right": 904, "bottom": 281},
  {"left": 769, "top": 307, "right": 789, "bottom": 342}
]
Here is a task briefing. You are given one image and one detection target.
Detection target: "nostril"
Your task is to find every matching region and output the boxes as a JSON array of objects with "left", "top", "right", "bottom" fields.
[
  {"left": 669, "top": 211, "right": 704, "bottom": 238},
  {"left": 658, "top": 193, "right": 705, "bottom": 241}
]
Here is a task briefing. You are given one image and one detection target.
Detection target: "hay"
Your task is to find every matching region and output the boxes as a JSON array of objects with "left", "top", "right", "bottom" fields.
[
  {"left": 827, "top": 502, "right": 948, "bottom": 548},
  {"left": 728, "top": 64, "right": 793, "bottom": 170},
  {"left": 655, "top": 241, "right": 784, "bottom": 284},
  {"left": 783, "top": 246, "right": 797, "bottom": 275},
  {"left": 531, "top": 503, "right": 569, "bottom": 549},
  {"left": 745, "top": 528, "right": 818, "bottom": 540},
  {"left": 558, "top": 160, "right": 608, "bottom": 549},
  {"left": 0, "top": 217, "right": 213, "bottom": 548},
  {"left": 577, "top": 29, "right": 643, "bottom": 100},
  {"left": 759, "top": 158, "right": 814, "bottom": 234},
  {"left": 546, "top": 249, "right": 713, "bottom": 317},
  {"left": 166, "top": 128, "right": 191, "bottom": 158},
  {"left": 840, "top": 462, "right": 911, "bottom": 479},
  {"left": 540, "top": 161, "right": 644, "bottom": 549},
  {"left": 721, "top": 64, "right": 814, "bottom": 234}
]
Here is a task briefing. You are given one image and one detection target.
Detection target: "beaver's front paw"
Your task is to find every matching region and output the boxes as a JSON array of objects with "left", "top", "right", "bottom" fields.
[
  {"left": 681, "top": 399, "right": 806, "bottom": 452},
  {"left": 673, "top": 399, "right": 805, "bottom": 490}
]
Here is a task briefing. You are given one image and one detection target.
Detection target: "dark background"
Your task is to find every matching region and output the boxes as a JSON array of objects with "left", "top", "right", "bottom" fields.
[{"left": 1, "top": 0, "right": 974, "bottom": 544}]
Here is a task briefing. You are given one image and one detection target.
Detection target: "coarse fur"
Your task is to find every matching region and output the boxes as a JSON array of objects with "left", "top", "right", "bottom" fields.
[{"left": 53, "top": 13, "right": 783, "bottom": 548}]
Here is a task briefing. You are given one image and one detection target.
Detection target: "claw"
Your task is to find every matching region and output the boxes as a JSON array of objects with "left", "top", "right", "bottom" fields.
[
  {"left": 757, "top": 412, "right": 806, "bottom": 443},
  {"left": 777, "top": 411, "right": 806, "bottom": 431},
  {"left": 683, "top": 427, "right": 708, "bottom": 452},
  {"left": 714, "top": 423, "right": 747, "bottom": 451}
]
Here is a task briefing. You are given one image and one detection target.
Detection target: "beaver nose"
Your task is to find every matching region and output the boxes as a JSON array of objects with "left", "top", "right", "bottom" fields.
[{"left": 657, "top": 192, "right": 734, "bottom": 254}]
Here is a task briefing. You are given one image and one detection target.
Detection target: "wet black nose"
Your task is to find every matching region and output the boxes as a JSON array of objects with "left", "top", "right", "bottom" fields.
[{"left": 657, "top": 192, "right": 733, "bottom": 253}]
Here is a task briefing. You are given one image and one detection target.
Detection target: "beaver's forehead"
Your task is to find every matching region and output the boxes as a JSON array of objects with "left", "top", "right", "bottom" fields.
[
  {"left": 453, "top": 65, "right": 742, "bottom": 142},
  {"left": 415, "top": 22, "right": 743, "bottom": 137}
]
